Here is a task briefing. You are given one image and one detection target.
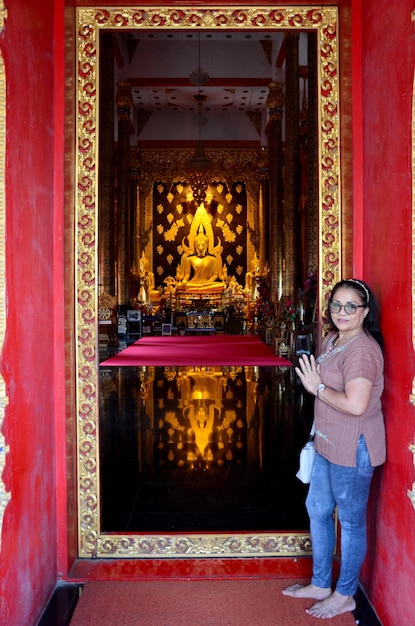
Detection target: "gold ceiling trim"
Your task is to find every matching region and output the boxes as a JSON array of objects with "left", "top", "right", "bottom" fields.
[{"left": 76, "top": 5, "right": 341, "bottom": 558}]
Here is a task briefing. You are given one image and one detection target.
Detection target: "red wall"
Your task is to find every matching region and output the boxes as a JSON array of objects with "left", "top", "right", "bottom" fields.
[
  {"left": 359, "top": 1, "right": 415, "bottom": 624},
  {"left": 0, "top": 1, "right": 65, "bottom": 624}
]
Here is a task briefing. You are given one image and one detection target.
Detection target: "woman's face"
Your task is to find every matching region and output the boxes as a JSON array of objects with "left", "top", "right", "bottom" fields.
[{"left": 330, "top": 286, "right": 369, "bottom": 333}]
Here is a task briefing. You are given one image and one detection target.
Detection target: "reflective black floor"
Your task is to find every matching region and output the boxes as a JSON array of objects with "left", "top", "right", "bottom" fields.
[
  {"left": 99, "top": 365, "right": 313, "bottom": 533},
  {"left": 38, "top": 349, "right": 383, "bottom": 625}
]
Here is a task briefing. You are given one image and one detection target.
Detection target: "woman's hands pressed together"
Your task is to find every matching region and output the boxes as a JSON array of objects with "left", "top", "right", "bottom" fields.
[{"left": 295, "top": 354, "right": 322, "bottom": 396}]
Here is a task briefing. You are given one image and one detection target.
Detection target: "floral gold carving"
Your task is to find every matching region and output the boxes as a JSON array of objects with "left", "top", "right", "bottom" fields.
[
  {"left": 76, "top": 5, "right": 341, "bottom": 558},
  {"left": 0, "top": 49, "right": 8, "bottom": 551},
  {"left": 96, "top": 532, "right": 312, "bottom": 558},
  {"left": 0, "top": 2, "right": 6, "bottom": 32},
  {"left": 410, "top": 19, "right": 415, "bottom": 511}
]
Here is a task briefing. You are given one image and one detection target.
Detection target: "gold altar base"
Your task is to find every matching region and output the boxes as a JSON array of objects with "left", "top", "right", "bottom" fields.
[{"left": 176, "top": 291, "right": 225, "bottom": 310}]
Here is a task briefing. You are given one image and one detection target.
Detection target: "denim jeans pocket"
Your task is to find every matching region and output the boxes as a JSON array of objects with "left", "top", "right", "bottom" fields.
[{"left": 357, "top": 434, "right": 375, "bottom": 477}]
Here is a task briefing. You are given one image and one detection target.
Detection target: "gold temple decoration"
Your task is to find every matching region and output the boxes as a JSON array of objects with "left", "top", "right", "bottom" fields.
[
  {"left": 76, "top": 5, "right": 341, "bottom": 558},
  {"left": 176, "top": 204, "right": 225, "bottom": 293},
  {"left": 409, "top": 13, "right": 415, "bottom": 511},
  {"left": 0, "top": 48, "right": 9, "bottom": 551},
  {"left": 0, "top": 2, "right": 6, "bottom": 32},
  {"left": 266, "top": 81, "right": 285, "bottom": 115}
]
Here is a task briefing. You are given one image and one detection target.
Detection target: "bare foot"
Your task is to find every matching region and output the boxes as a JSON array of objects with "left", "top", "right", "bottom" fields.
[
  {"left": 305, "top": 590, "right": 356, "bottom": 619},
  {"left": 281, "top": 583, "right": 332, "bottom": 600}
]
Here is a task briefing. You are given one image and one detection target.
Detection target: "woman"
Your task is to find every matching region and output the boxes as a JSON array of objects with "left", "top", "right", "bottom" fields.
[{"left": 283, "top": 278, "right": 385, "bottom": 619}]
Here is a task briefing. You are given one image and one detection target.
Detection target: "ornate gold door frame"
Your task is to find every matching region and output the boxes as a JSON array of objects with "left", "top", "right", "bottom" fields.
[
  {"left": 0, "top": 5, "right": 8, "bottom": 553},
  {"left": 75, "top": 6, "right": 341, "bottom": 559}
]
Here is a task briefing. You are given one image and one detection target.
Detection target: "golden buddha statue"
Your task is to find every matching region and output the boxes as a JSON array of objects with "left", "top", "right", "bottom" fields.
[
  {"left": 244, "top": 251, "right": 260, "bottom": 300},
  {"left": 176, "top": 205, "right": 225, "bottom": 293},
  {"left": 138, "top": 250, "right": 156, "bottom": 304}
]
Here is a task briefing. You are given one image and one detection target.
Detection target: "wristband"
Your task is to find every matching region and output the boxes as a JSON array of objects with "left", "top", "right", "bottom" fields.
[{"left": 316, "top": 383, "right": 326, "bottom": 397}]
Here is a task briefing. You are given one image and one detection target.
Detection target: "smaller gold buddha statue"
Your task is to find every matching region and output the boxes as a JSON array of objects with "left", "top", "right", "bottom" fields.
[
  {"left": 138, "top": 250, "right": 156, "bottom": 304},
  {"left": 244, "top": 251, "right": 260, "bottom": 300}
]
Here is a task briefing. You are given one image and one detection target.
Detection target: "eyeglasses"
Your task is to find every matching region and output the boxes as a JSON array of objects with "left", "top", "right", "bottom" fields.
[{"left": 329, "top": 301, "right": 366, "bottom": 315}]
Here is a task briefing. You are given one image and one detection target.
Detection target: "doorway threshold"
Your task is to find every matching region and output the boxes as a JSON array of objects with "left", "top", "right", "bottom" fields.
[{"left": 68, "top": 556, "right": 313, "bottom": 582}]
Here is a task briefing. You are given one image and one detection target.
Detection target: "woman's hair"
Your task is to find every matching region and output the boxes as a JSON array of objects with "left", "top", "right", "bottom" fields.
[{"left": 326, "top": 278, "right": 384, "bottom": 350}]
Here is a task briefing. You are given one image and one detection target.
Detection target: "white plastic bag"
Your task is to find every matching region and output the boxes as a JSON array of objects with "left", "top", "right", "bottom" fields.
[{"left": 296, "top": 440, "right": 316, "bottom": 484}]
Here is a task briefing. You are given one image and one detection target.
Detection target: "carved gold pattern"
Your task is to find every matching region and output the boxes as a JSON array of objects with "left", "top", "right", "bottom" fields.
[
  {"left": 409, "top": 33, "right": 415, "bottom": 510},
  {"left": 96, "top": 532, "right": 312, "bottom": 558},
  {"left": 137, "top": 147, "right": 264, "bottom": 214},
  {"left": 0, "top": 49, "right": 9, "bottom": 550},
  {"left": 0, "top": 2, "right": 6, "bottom": 32},
  {"left": 76, "top": 6, "right": 340, "bottom": 558}
]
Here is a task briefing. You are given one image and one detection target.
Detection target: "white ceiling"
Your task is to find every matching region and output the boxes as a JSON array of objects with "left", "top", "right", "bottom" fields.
[{"left": 113, "top": 30, "right": 310, "bottom": 144}]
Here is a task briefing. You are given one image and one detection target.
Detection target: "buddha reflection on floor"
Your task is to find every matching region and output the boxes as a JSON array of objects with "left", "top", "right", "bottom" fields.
[
  {"left": 99, "top": 364, "right": 314, "bottom": 534},
  {"left": 178, "top": 369, "right": 227, "bottom": 462}
]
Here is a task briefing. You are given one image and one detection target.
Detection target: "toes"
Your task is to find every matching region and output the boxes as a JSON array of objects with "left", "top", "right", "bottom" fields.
[{"left": 281, "top": 584, "right": 303, "bottom": 596}]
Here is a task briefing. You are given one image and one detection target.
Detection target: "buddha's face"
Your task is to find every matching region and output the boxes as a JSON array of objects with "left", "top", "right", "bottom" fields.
[
  {"left": 196, "top": 405, "right": 208, "bottom": 424},
  {"left": 195, "top": 236, "right": 208, "bottom": 257}
]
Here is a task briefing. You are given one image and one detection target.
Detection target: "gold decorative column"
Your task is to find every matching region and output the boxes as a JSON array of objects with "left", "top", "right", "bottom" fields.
[
  {"left": 0, "top": 9, "right": 9, "bottom": 551},
  {"left": 130, "top": 148, "right": 140, "bottom": 274},
  {"left": 116, "top": 82, "right": 133, "bottom": 306},
  {"left": 283, "top": 32, "right": 301, "bottom": 297},
  {"left": 306, "top": 33, "right": 319, "bottom": 275},
  {"left": 258, "top": 157, "right": 269, "bottom": 273},
  {"left": 266, "top": 82, "right": 285, "bottom": 304},
  {"left": 99, "top": 33, "right": 116, "bottom": 296}
]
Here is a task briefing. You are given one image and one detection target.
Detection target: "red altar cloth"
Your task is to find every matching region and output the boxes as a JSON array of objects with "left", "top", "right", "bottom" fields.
[{"left": 100, "top": 335, "right": 292, "bottom": 367}]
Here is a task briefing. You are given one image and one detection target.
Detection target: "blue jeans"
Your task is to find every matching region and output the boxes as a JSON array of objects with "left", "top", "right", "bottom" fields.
[{"left": 306, "top": 435, "right": 375, "bottom": 596}]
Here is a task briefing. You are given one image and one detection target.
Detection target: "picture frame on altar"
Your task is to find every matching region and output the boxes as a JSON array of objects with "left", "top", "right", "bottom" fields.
[{"left": 162, "top": 323, "right": 172, "bottom": 336}]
